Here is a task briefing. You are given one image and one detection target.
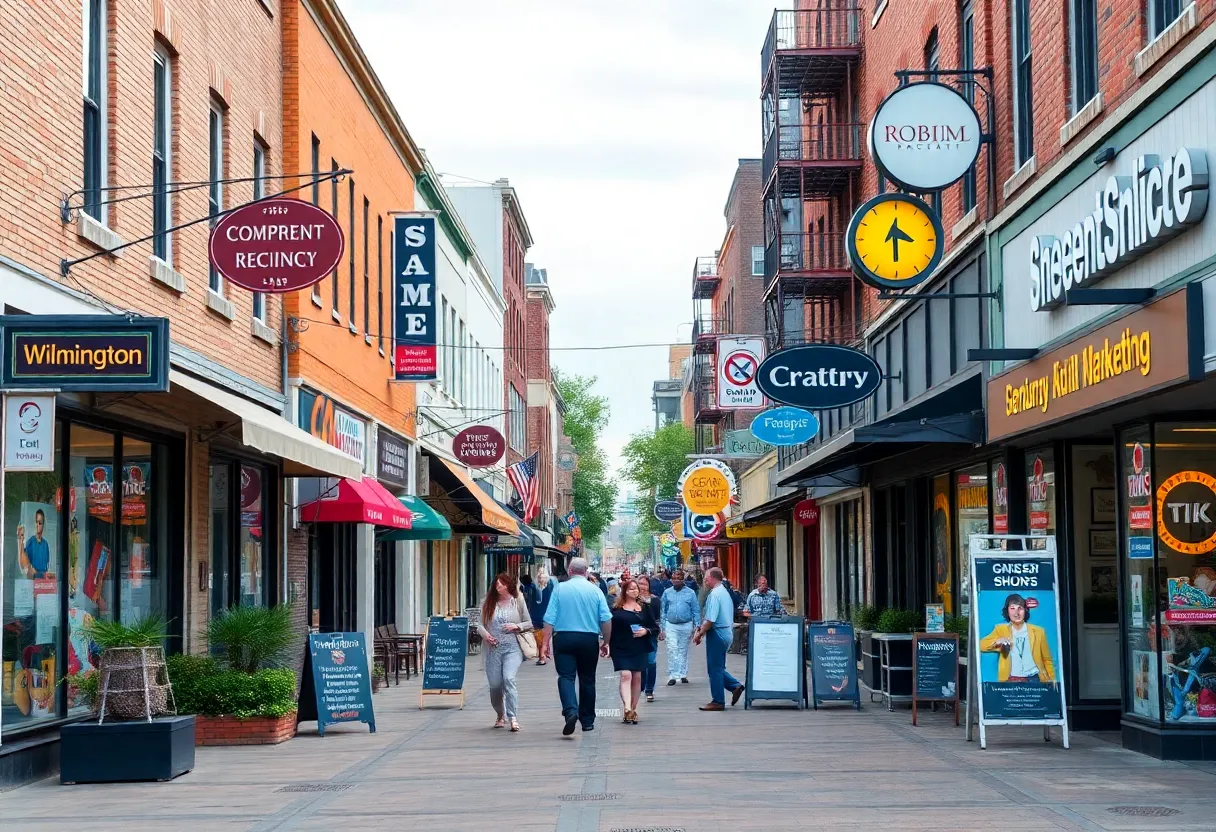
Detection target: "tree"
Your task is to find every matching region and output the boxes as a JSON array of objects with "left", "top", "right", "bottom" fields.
[
  {"left": 620, "top": 421, "right": 695, "bottom": 535},
  {"left": 554, "top": 370, "right": 618, "bottom": 544}
]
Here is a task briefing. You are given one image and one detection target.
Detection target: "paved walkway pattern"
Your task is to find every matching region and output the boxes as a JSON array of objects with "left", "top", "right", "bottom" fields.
[{"left": 2, "top": 646, "right": 1215, "bottom": 831}]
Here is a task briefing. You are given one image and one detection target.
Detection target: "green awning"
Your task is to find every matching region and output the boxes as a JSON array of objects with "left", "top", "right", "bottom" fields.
[{"left": 376, "top": 495, "right": 452, "bottom": 542}]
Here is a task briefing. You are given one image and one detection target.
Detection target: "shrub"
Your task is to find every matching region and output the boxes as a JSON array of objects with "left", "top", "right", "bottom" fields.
[
  {"left": 206, "top": 604, "right": 296, "bottom": 674},
  {"left": 83, "top": 612, "right": 170, "bottom": 649},
  {"left": 851, "top": 605, "right": 882, "bottom": 631},
  {"left": 876, "top": 608, "right": 923, "bottom": 634},
  {"left": 167, "top": 653, "right": 296, "bottom": 719},
  {"left": 67, "top": 669, "right": 99, "bottom": 710},
  {"left": 944, "top": 614, "right": 970, "bottom": 637}
]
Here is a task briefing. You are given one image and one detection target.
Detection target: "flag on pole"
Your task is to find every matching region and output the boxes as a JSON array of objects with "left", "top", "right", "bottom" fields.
[{"left": 507, "top": 451, "right": 541, "bottom": 523}]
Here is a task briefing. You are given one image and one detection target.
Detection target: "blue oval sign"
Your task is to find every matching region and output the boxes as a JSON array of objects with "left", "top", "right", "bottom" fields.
[
  {"left": 756, "top": 344, "right": 881, "bottom": 410},
  {"left": 750, "top": 407, "right": 821, "bottom": 446},
  {"left": 653, "top": 500, "right": 685, "bottom": 523}
]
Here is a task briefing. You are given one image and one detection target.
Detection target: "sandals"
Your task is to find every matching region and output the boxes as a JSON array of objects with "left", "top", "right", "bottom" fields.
[
  {"left": 509, "top": 719, "right": 521, "bottom": 732},
  {"left": 622, "top": 709, "right": 638, "bottom": 724},
  {"left": 494, "top": 716, "right": 506, "bottom": 728}
]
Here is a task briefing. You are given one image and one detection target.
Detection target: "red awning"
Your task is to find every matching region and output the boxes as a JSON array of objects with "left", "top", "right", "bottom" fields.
[{"left": 299, "top": 477, "right": 412, "bottom": 529}]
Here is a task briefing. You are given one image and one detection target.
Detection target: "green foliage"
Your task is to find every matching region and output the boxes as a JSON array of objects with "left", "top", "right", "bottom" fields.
[
  {"left": 206, "top": 604, "right": 296, "bottom": 674},
  {"left": 620, "top": 421, "right": 696, "bottom": 535},
  {"left": 67, "top": 670, "right": 99, "bottom": 709},
  {"left": 943, "top": 615, "right": 970, "bottom": 637},
  {"left": 554, "top": 370, "right": 618, "bottom": 542},
  {"left": 851, "top": 604, "right": 882, "bottom": 631},
  {"left": 83, "top": 612, "right": 170, "bottom": 649},
  {"left": 876, "top": 608, "right": 924, "bottom": 634},
  {"left": 167, "top": 653, "right": 297, "bottom": 718}
]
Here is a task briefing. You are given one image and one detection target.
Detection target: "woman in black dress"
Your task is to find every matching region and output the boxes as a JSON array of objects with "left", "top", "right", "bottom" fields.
[
  {"left": 610, "top": 579, "right": 657, "bottom": 724},
  {"left": 636, "top": 575, "right": 662, "bottom": 702}
]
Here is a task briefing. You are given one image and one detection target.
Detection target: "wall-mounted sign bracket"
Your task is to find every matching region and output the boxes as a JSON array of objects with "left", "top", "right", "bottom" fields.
[
  {"left": 967, "top": 348, "right": 1039, "bottom": 362},
  {"left": 1064, "top": 288, "right": 1157, "bottom": 305},
  {"left": 877, "top": 291, "right": 999, "bottom": 301}
]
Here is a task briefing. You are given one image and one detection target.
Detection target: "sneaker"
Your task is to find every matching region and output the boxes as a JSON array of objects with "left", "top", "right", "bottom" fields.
[
  {"left": 562, "top": 714, "right": 578, "bottom": 736},
  {"left": 646, "top": 693, "right": 655, "bottom": 702},
  {"left": 666, "top": 679, "right": 677, "bottom": 687}
]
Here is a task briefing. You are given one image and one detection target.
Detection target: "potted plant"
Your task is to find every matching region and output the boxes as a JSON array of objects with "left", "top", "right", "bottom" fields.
[
  {"left": 852, "top": 605, "right": 883, "bottom": 691},
  {"left": 874, "top": 609, "right": 923, "bottom": 699},
  {"left": 83, "top": 613, "right": 174, "bottom": 720},
  {"left": 372, "top": 662, "right": 385, "bottom": 693}
]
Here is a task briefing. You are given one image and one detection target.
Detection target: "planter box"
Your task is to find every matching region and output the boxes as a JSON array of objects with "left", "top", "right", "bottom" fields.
[
  {"left": 859, "top": 631, "right": 882, "bottom": 691},
  {"left": 61, "top": 716, "right": 195, "bottom": 784},
  {"left": 194, "top": 713, "right": 296, "bottom": 746}
]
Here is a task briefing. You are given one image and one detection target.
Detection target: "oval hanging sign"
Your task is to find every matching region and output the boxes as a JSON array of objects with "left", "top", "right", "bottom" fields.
[
  {"left": 868, "top": 81, "right": 982, "bottom": 192},
  {"left": 653, "top": 500, "right": 684, "bottom": 523},
  {"left": 794, "top": 499, "right": 819, "bottom": 526},
  {"left": 756, "top": 344, "right": 881, "bottom": 410},
  {"left": 453, "top": 426, "right": 506, "bottom": 468},
  {"left": 750, "top": 406, "right": 820, "bottom": 446},
  {"left": 208, "top": 198, "right": 345, "bottom": 294}
]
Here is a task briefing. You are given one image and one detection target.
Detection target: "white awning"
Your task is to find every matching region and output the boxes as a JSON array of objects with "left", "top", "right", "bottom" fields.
[{"left": 170, "top": 370, "right": 362, "bottom": 479}]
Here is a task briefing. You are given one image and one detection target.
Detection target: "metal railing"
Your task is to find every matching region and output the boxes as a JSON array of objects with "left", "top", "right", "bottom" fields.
[
  {"left": 764, "top": 232, "right": 849, "bottom": 280},
  {"left": 692, "top": 316, "right": 725, "bottom": 341},
  {"left": 762, "top": 123, "right": 863, "bottom": 183},
  {"left": 692, "top": 256, "right": 720, "bottom": 297},
  {"left": 762, "top": 7, "right": 863, "bottom": 74}
]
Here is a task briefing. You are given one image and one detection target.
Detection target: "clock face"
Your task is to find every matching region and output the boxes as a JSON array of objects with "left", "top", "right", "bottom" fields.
[{"left": 846, "top": 193, "right": 943, "bottom": 290}]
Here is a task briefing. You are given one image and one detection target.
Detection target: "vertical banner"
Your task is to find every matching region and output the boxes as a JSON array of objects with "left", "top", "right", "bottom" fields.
[{"left": 392, "top": 214, "right": 438, "bottom": 381}]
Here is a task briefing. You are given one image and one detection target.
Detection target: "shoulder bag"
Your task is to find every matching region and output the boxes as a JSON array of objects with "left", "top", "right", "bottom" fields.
[{"left": 514, "top": 595, "right": 539, "bottom": 659}]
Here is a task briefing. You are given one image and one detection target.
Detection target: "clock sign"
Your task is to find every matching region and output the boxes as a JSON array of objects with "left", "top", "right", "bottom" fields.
[{"left": 846, "top": 192, "right": 944, "bottom": 291}]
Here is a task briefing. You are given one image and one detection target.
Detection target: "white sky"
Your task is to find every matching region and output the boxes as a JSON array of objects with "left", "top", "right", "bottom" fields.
[{"left": 340, "top": 1, "right": 787, "bottom": 474}]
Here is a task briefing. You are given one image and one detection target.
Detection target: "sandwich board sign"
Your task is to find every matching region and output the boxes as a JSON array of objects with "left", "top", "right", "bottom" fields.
[
  {"left": 807, "top": 621, "right": 861, "bottom": 710},
  {"left": 966, "top": 534, "right": 1069, "bottom": 749},
  {"left": 420, "top": 615, "right": 469, "bottom": 709},
  {"left": 744, "top": 618, "right": 806, "bottom": 709},
  {"left": 297, "top": 632, "right": 376, "bottom": 736},
  {"left": 912, "top": 632, "right": 959, "bottom": 726}
]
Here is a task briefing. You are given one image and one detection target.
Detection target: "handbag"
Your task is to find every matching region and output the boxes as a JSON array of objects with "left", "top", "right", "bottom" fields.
[{"left": 516, "top": 630, "right": 538, "bottom": 660}]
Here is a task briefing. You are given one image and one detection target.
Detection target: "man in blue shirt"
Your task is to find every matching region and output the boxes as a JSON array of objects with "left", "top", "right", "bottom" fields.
[
  {"left": 660, "top": 569, "right": 700, "bottom": 685},
  {"left": 744, "top": 575, "right": 786, "bottom": 619},
  {"left": 543, "top": 557, "right": 612, "bottom": 735},
  {"left": 18, "top": 509, "right": 52, "bottom": 578},
  {"left": 693, "top": 567, "right": 745, "bottom": 710}
]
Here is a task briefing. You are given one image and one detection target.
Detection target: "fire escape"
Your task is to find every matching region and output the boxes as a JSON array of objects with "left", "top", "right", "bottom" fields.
[
  {"left": 760, "top": 7, "right": 864, "bottom": 352},
  {"left": 691, "top": 256, "right": 726, "bottom": 452}
]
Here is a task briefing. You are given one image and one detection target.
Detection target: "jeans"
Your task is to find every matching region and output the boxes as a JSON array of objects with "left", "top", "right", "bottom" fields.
[
  {"left": 553, "top": 632, "right": 599, "bottom": 727},
  {"left": 485, "top": 644, "right": 523, "bottom": 718},
  {"left": 644, "top": 650, "right": 658, "bottom": 693},
  {"left": 665, "top": 621, "right": 693, "bottom": 679},
  {"left": 705, "top": 629, "right": 742, "bottom": 705}
]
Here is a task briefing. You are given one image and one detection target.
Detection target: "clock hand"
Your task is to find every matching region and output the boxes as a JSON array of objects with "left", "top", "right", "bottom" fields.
[{"left": 884, "top": 218, "right": 914, "bottom": 262}]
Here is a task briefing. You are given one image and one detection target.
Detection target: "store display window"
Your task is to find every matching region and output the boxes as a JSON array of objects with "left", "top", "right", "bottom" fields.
[
  {"left": 1026, "top": 447, "right": 1057, "bottom": 537},
  {"left": 210, "top": 459, "right": 274, "bottom": 616},
  {"left": 955, "top": 464, "right": 990, "bottom": 620},
  {"left": 931, "top": 474, "right": 952, "bottom": 615}
]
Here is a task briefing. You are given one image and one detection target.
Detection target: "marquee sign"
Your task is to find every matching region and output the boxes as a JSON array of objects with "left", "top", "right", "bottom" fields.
[
  {"left": 208, "top": 198, "right": 344, "bottom": 293},
  {"left": 869, "top": 82, "right": 982, "bottom": 192},
  {"left": 0, "top": 315, "right": 169, "bottom": 392},
  {"left": 392, "top": 214, "right": 438, "bottom": 381},
  {"left": 756, "top": 344, "right": 881, "bottom": 410}
]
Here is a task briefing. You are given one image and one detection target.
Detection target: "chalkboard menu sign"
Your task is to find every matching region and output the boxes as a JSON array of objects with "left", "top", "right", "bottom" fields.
[
  {"left": 807, "top": 621, "right": 861, "bottom": 710},
  {"left": 420, "top": 616, "right": 469, "bottom": 708},
  {"left": 744, "top": 619, "right": 805, "bottom": 709},
  {"left": 912, "top": 632, "right": 959, "bottom": 726},
  {"left": 297, "top": 632, "right": 376, "bottom": 736}
]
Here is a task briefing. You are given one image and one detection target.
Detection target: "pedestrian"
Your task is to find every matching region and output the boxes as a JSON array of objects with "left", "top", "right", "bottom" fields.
[
  {"left": 477, "top": 572, "right": 534, "bottom": 732},
  {"left": 609, "top": 578, "right": 656, "bottom": 724},
  {"left": 636, "top": 575, "right": 662, "bottom": 702},
  {"left": 660, "top": 569, "right": 700, "bottom": 685},
  {"left": 693, "top": 567, "right": 745, "bottom": 711},
  {"left": 743, "top": 574, "right": 785, "bottom": 619},
  {"left": 542, "top": 557, "right": 613, "bottom": 735},
  {"left": 651, "top": 568, "right": 672, "bottom": 597},
  {"left": 524, "top": 568, "right": 555, "bottom": 665}
]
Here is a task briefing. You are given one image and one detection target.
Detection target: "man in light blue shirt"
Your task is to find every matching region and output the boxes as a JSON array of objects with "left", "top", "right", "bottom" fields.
[
  {"left": 660, "top": 569, "right": 701, "bottom": 685},
  {"left": 543, "top": 557, "right": 612, "bottom": 735},
  {"left": 693, "top": 567, "right": 745, "bottom": 710}
]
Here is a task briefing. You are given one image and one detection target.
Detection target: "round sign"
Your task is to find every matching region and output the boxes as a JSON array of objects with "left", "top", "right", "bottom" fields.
[
  {"left": 868, "top": 81, "right": 982, "bottom": 192},
  {"left": 208, "top": 198, "right": 345, "bottom": 293},
  {"left": 653, "top": 500, "right": 684, "bottom": 523},
  {"left": 750, "top": 406, "right": 820, "bottom": 446},
  {"left": 846, "top": 192, "right": 944, "bottom": 290},
  {"left": 556, "top": 444, "right": 578, "bottom": 472},
  {"left": 682, "top": 468, "right": 731, "bottom": 514},
  {"left": 689, "top": 512, "right": 724, "bottom": 541},
  {"left": 453, "top": 426, "right": 506, "bottom": 468},
  {"left": 755, "top": 344, "right": 882, "bottom": 410},
  {"left": 723, "top": 350, "right": 758, "bottom": 386},
  {"left": 794, "top": 499, "right": 819, "bottom": 526},
  {"left": 1157, "top": 470, "right": 1216, "bottom": 555}
]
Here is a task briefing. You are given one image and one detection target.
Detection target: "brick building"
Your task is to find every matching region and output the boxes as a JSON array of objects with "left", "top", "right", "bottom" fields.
[{"left": 524, "top": 264, "right": 556, "bottom": 523}]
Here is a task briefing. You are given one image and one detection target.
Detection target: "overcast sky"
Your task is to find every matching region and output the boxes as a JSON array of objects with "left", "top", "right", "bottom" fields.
[{"left": 340, "top": 1, "right": 787, "bottom": 476}]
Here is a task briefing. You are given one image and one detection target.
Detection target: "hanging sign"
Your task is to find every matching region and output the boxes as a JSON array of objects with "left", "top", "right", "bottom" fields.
[
  {"left": 687, "top": 511, "right": 725, "bottom": 542},
  {"left": 723, "top": 429, "right": 770, "bottom": 458},
  {"left": 750, "top": 406, "right": 819, "bottom": 446},
  {"left": 678, "top": 459, "right": 736, "bottom": 514},
  {"left": 653, "top": 500, "right": 684, "bottom": 523},
  {"left": 716, "top": 336, "right": 765, "bottom": 409},
  {"left": 744, "top": 618, "right": 806, "bottom": 710},
  {"left": 296, "top": 632, "right": 376, "bottom": 736},
  {"left": 869, "top": 81, "right": 982, "bottom": 192},
  {"left": 807, "top": 621, "right": 862, "bottom": 710},
  {"left": 392, "top": 214, "right": 438, "bottom": 381},
  {"left": 0, "top": 316, "right": 169, "bottom": 392},
  {"left": 794, "top": 499, "right": 819, "bottom": 526},
  {"left": 556, "top": 444, "right": 578, "bottom": 472},
  {"left": 453, "top": 426, "right": 506, "bottom": 468},
  {"left": 756, "top": 344, "right": 881, "bottom": 410},
  {"left": 208, "top": 198, "right": 344, "bottom": 293},
  {"left": 3, "top": 394, "right": 56, "bottom": 472},
  {"left": 846, "top": 192, "right": 944, "bottom": 290},
  {"left": 969, "top": 535, "right": 1069, "bottom": 749}
]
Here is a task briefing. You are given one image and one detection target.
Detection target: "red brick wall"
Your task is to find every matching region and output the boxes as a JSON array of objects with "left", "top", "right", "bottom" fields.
[
  {"left": 716, "top": 160, "right": 766, "bottom": 339},
  {"left": 503, "top": 211, "right": 528, "bottom": 466}
]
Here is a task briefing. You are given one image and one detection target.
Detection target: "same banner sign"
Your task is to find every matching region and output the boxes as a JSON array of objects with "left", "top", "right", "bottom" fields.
[{"left": 393, "top": 215, "right": 438, "bottom": 382}]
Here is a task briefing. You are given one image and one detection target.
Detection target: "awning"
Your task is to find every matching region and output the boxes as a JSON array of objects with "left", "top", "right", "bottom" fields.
[
  {"left": 299, "top": 477, "right": 412, "bottom": 528},
  {"left": 169, "top": 370, "right": 362, "bottom": 480},
  {"left": 427, "top": 455, "right": 519, "bottom": 535},
  {"left": 376, "top": 495, "right": 452, "bottom": 541},
  {"left": 726, "top": 519, "right": 778, "bottom": 539},
  {"left": 740, "top": 490, "right": 806, "bottom": 525},
  {"left": 778, "top": 372, "right": 984, "bottom": 488}
]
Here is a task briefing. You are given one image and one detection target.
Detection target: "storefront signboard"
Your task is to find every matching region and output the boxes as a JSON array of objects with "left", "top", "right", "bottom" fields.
[
  {"left": 208, "top": 198, "right": 344, "bottom": 293},
  {"left": 744, "top": 618, "right": 806, "bottom": 710},
  {"left": 807, "top": 621, "right": 861, "bottom": 710},
  {"left": 377, "top": 428, "right": 410, "bottom": 490},
  {"left": 868, "top": 82, "right": 983, "bottom": 192},
  {"left": 677, "top": 459, "right": 736, "bottom": 514},
  {"left": 716, "top": 336, "right": 765, "bottom": 409},
  {"left": 296, "top": 632, "right": 376, "bottom": 736},
  {"left": 968, "top": 534, "right": 1069, "bottom": 749},
  {"left": 0, "top": 316, "right": 169, "bottom": 392},
  {"left": 756, "top": 344, "right": 881, "bottom": 410},
  {"left": 420, "top": 616, "right": 469, "bottom": 705},
  {"left": 723, "top": 429, "right": 770, "bottom": 458},
  {"left": 750, "top": 406, "right": 819, "bottom": 446},
  {"left": 3, "top": 394, "right": 55, "bottom": 471},
  {"left": 653, "top": 500, "right": 684, "bottom": 523},
  {"left": 392, "top": 214, "right": 438, "bottom": 382},
  {"left": 298, "top": 388, "right": 367, "bottom": 463},
  {"left": 453, "top": 426, "right": 505, "bottom": 468},
  {"left": 794, "top": 499, "right": 819, "bottom": 526},
  {"left": 913, "top": 632, "right": 959, "bottom": 726},
  {"left": 986, "top": 286, "right": 1204, "bottom": 442}
]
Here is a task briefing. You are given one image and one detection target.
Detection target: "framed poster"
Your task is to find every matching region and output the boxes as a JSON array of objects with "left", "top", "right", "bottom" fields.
[
  {"left": 1089, "top": 528, "right": 1117, "bottom": 558},
  {"left": 744, "top": 618, "right": 805, "bottom": 709},
  {"left": 1090, "top": 488, "right": 1116, "bottom": 524}
]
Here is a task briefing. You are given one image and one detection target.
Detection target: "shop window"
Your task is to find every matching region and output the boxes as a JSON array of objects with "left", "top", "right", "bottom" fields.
[
  {"left": 209, "top": 460, "right": 273, "bottom": 617},
  {"left": 1026, "top": 447, "right": 1057, "bottom": 536},
  {"left": 932, "top": 474, "right": 953, "bottom": 615},
  {"left": 956, "top": 464, "right": 990, "bottom": 619},
  {"left": 1120, "top": 425, "right": 1159, "bottom": 720}
]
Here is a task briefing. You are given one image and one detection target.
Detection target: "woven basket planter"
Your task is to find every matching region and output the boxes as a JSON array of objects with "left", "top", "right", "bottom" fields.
[{"left": 98, "top": 646, "right": 176, "bottom": 722}]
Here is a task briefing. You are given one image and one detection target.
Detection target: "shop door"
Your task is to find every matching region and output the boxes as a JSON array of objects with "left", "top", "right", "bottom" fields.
[
  {"left": 805, "top": 524, "right": 822, "bottom": 621},
  {"left": 374, "top": 539, "right": 396, "bottom": 628},
  {"left": 309, "top": 523, "right": 357, "bottom": 633}
]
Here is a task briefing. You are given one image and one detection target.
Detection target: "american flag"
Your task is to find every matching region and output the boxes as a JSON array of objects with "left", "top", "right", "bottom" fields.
[{"left": 507, "top": 451, "right": 541, "bottom": 523}]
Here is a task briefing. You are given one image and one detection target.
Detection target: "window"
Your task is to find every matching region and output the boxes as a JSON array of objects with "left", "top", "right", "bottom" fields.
[
  {"left": 458, "top": 320, "right": 466, "bottom": 402},
  {"left": 1151, "top": 0, "right": 1184, "bottom": 38},
  {"left": 348, "top": 179, "right": 356, "bottom": 330},
  {"left": 377, "top": 215, "right": 384, "bottom": 351},
  {"left": 330, "top": 159, "right": 339, "bottom": 314},
  {"left": 310, "top": 135, "right": 321, "bottom": 304},
  {"left": 210, "top": 460, "right": 275, "bottom": 616},
  {"left": 252, "top": 142, "right": 266, "bottom": 321},
  {"left": 509, "top": 385, "right": 527, "bottom": 451},
  {"left": 960, "top": 0, "right": 977, "bottom": 213},
  {"left": 82, "top": 0, "right": 105, "bottom": 220},
  {"left": 750, "top": 245, "right": 764, "bottom": 276},
  {"left": 1071, "top": 0, "right": 1098, "bottom": 112},
  {"left": 450, "top": 307, "right": 458, "bottom": 395},
  {"left": 208, "top": 105, "right": 224, "bottom": 293},
  {"left": 151, "top": 48, "right": 171, "bottom": 261},
  {"left": 362, "top": 197, "right": 369, "bottom": 336},
  {"left": 1012, "top": 0, "right": 1035, "bottom": 167}
]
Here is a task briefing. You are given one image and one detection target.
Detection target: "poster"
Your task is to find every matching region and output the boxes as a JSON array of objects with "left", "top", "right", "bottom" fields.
[
  {"left": 1131, "top": 574, "right": 1145, "bottom": 628},
  {"left": 1132, "top": 650, "right": 1158, "bottom": 718},
  {"left": 748, "top": 621, "right": 800, "bottom": 695},
  {"left": 925, "top": 604, "right": 945, "bottom": 633}
]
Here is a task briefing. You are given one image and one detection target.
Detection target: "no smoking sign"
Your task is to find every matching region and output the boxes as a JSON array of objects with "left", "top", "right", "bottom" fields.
[{"left": 716, "top": 337, "right": 765, "bottom": 409}]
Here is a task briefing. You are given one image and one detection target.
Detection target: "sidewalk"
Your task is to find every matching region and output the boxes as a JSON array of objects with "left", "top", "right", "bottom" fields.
[{"left": 1, "top": 644, "right": 1214, "bottom": 831}]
